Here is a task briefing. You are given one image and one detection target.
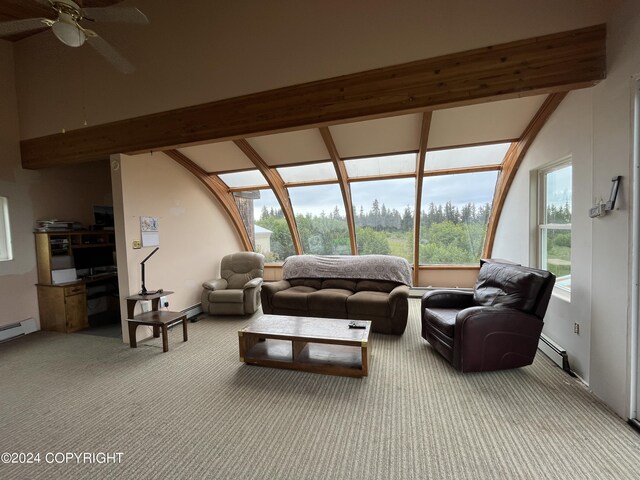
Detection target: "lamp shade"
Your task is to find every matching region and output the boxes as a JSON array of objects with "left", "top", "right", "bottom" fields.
[{"left": 52, "top": 20, "right": 86, "bottom": 47}]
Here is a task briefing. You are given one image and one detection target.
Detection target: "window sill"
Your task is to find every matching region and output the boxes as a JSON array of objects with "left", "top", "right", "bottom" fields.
[{"left": 552, "top": 286, "right": 571, "bottom": 303}]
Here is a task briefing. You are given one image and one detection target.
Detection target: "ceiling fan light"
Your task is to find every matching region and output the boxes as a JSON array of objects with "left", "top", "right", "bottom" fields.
[{"left": 52, "top": 20, "right": 85, "bottom": 47}]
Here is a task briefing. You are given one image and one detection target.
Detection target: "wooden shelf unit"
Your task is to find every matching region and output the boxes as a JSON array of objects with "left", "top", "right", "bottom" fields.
[
  {"left": 35, "top": 230, "right": 115, "bottom": 285},
  {"left": 35, "top": 230, "right": 118, "bottom": 333}
]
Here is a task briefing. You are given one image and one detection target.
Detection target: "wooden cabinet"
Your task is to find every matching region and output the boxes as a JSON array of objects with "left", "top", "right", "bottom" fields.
[
  {"left": 35, "top": 230, "right": 117, "bottom": 333},
  {"left": 37, "top": 283, "right": 88, "bottom": 333}
]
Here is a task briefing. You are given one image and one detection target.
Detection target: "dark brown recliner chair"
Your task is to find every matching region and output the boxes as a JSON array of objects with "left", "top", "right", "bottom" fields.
[{"left": 421, "top": 261, "right": 555, "bottom": 372}]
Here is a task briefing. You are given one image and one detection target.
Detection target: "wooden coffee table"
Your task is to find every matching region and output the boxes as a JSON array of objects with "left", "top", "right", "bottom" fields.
[{"left": 238, "top": 314, "right": 371, "bottom": 377}]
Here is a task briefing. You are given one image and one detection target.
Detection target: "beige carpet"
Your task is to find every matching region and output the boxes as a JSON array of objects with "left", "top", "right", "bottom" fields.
[{"left": 1, "top": 299, "right": 639, "bottom": 480}]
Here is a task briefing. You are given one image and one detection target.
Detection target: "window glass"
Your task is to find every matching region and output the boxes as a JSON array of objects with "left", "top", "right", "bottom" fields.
[
  {"left": 344, "top": 153, "right": 416, "bottom": 178},
  {"left": 419, "top": 171, "right": 498, "bottom": 265},
  {"left": 350, "top": 178, "right": 415, "bottom": 262},
  {"left": 288, "top": 184, "right": 350, "bottom": 255},
  {"left": 425, "top": 143, "right": 510, "bottom": 171},
  {"left": 0, "top": 197, "right": 12, "bottom": 261},
  {"left": 234, "top": 189, "right": 295, "bottom": 263},
  {"left": 219, "top": 170, "right": 267, "bottom": 188},
  {"left": 277, "top": 162, "right": 337, "bottom": 183},
  {"left": 540, "top": 163, "right": 572, "bottom": 292}
]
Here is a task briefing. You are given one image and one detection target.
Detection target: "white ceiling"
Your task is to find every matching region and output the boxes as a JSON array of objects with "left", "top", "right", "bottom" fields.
[
  {"left": 428, "top": 95, "right": 547, "bottom": 149},
  {"left": 177, "top": 141, "right": 253, "bottom": 173},
  {"left": 247, "top": 128, "right": 329, "bottom": 166},
  {"left": 175, "top": 94, "right": 548, "bottom": 175}
]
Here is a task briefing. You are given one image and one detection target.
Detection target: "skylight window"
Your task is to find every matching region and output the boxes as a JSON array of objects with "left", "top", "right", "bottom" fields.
[
  {"left": 425, "top": 143, "right": 510, "bottom": 172},
  {"left": 344, "top": 153, "right": 416, "bottom": 178},
  {"left": 277, "top": 162, "right": 337, "bottom": 183},
  {"left": 218, "top": 170, "right": 268, "bottom": 189}
]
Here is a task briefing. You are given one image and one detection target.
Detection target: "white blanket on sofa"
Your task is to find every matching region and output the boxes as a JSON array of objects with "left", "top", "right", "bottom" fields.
[{"left": 282, "top": 255, "right": 413, "bottom": 286}]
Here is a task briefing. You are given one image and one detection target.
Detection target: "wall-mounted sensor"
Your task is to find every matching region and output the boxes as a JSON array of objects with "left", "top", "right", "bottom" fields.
[{"left": 589, "top": 176, "right": 621, "bottom": 218}]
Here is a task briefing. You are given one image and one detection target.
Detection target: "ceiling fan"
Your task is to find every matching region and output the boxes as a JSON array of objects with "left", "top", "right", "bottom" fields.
[{"left": 0, "top": 0, "right": 148, "bottom": 74}]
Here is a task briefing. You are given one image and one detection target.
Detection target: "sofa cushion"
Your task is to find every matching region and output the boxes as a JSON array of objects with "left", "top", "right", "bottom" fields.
[
  {"left": 355, "top": 279, "right": 399, "bottom": 293},
  {"left": 423, "top": 308, "right": 457, "bottom": 338},
  {"left": 208, "top": 289, "right": 244, "bottom": 304},
  {"left": 347, "top": 291, "right": 390, "bottom": 317},
  {"left": 473, "top": 263, "right": 547, "bottom": 313},
  {"left": 321, "top": 279, "right": 356, "bottom": 292},
  {"left": 272, "top": 286, "right": 317, "bottom": 310},
  {"left": 289, "top": 278, "right": 322, "bottom": 289},
  {"left": 307, "top": 288, "right": 353, "bottom": 315}
]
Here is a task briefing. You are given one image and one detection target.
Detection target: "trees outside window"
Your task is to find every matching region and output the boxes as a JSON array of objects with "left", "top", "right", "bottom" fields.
[
  {"left": 419, "top": 171, "right": 498, "bottom": 265},
  {"left": 538, "top": 161, "right": 572, "bottom": 292},
  {"left": 350, "top": 178, "right": 415, "bottom": 262}
]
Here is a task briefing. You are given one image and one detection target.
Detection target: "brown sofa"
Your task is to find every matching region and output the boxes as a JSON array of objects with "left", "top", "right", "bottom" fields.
[
  {"left": 421, "top": 260, "right": 555, "bottom": 372},
  {"left": 261, "top": 255, "right": 411, "bottom": 335}
]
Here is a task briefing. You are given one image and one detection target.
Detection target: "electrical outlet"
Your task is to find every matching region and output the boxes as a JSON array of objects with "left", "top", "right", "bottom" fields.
[
  {"left": 573, "top": 323, "right": 580, "bottom": 334},
  {"left": 140, "top": 300, "right": 151, "bottom": 313},
  {"left": 133, "top": 240, "right": 141, "bottom": 249},
  {"left": 159, "top": 296, "right": 168, "bottom": 309}
]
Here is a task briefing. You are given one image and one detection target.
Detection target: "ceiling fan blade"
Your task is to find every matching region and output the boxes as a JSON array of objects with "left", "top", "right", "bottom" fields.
[
  {"left": 86, "top": 34, "right": 135, "bottom": 74},
  {"left": 82, "top": 7, "right": 148, "bottom": 24},
  {"left": 0, "top": 18, "right": 51, "bottom": 37}
]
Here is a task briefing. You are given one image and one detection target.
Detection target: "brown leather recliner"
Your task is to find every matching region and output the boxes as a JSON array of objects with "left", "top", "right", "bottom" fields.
[{"left": 421, "top": 261, "right": 555, "bottom": 372}]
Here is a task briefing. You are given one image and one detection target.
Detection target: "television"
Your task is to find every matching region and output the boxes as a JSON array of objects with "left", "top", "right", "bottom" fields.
[
  {"left": 72, "top": 246, "right": 116, "bottom": 274},
  {"left": 93, "top": 205, "right": 114, "bottom": 229}
]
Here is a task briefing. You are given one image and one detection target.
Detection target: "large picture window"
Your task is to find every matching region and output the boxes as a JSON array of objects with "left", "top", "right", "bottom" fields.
[
  {"left": 288, "top": 184, "right": 350, "bottom": 255},
  {"left": 233, "top": 188, "right": 295, "bottom": 263},
  {"left": 350, "top": 178, "right": 415, "bottom": 262},
  {"left": 538, "top": 161, "right": 572, "bottom": 293},
  {"left": 419, "top": 171, "right": 498, "bottom": 265}
]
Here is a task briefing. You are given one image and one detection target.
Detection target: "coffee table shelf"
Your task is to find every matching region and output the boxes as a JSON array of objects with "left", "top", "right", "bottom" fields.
[{"left": 238, "top": 315, "right": 371, "bottom": 377}]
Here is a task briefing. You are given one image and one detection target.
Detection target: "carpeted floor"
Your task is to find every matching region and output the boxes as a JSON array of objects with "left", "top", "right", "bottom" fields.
[{"left": 1, "top": 299, "right": 639, "bottom": 480}]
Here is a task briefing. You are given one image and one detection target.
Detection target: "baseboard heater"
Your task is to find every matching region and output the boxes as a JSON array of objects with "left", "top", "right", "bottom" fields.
[
  {"left": 538, "top": 333, "right": 571, "bottom": 373},
  {"left": 183, "top": 304, "right": 202, "bottom": 322},
  {"left": 0, "top": 318, "right": 38, "bottom": 343}
]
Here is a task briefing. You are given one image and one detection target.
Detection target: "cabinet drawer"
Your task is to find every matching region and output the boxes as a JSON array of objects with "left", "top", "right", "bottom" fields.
[{"left": 64, "top": 284, "right": 86, "bottom": 296}]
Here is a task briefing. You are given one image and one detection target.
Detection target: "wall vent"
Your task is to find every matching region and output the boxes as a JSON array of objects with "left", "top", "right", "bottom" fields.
[
  {"left": 0, "top": 318, "right": 37, "bottom": 343},
  {"left": 538, "top": 333, "right": 571, "bottom": 373}
]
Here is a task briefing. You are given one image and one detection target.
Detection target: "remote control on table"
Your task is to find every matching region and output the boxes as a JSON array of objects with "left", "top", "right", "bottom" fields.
[{"left": 348, "top": 322, "right": 366, "bottom": 329}]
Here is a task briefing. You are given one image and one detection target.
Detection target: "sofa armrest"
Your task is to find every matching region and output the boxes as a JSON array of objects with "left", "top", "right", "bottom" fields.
[
  {"left": 243, "top": 278, "right": 263, "bottom": 290},
  {"left": 421, "top": 289, "right": 474, "bottom": 310},
  {"left": 261, "top": 280, "right": 291, "bottom": 294},
  {"left": 202, "top": 278, "right": 228, "bottom": 291},
  {"left": 389, "top": 284, "right": 410, "bottom": 305},
  {"left": 453, "top": 306, "right": 543, "bottom": 372},
  {"left": 388, "top": 285, "right": 410, "bottom": 332},
  {"left": 260, "top": 280, "right": 291, "bottom": 314}
]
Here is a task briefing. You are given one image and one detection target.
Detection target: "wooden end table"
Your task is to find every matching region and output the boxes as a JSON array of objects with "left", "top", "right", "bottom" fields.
[{"left": 126, "top": 291, "right": 187, "bottom": 353}]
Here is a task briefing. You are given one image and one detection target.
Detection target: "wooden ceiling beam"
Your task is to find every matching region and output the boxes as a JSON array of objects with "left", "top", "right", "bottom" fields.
[
  {"left": 163, "top": 149, "right": 253, "bottom": 251},
  {"left": 320, "top": 127, "right": 357, "bottom": 255},
  {"left": 234, "top": 139, "right": 303, "bottom": 255},
  {"left": 482, "top": 92, "right": 568, "bottom": 258},
  {"left": 21, "top": 24, "right": 606, "bottom": 169},
  {"left": 413, "top": 112, "right": 432, "bottom": 284}
]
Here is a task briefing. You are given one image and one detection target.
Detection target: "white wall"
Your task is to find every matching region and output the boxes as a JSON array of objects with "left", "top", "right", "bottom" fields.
[
  {"left": 111, "top": 152, "right": 242, "bottom": 343},
  {"left": 493, "top": 90, "right": 594, "bottom": 381},
  {"left": 0, "top": 41, "right": 38, "bottom": 328},
  {"left": 495, "top": 0, "right": 640, "bottom": 417},
  {"left": 589, "top": 0, "right": 640, "bottom": 417}
]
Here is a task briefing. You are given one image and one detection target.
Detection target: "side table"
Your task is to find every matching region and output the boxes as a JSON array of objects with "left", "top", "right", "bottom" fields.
[{"left": 126, "top": 291, "right": 188, "bottom": 353}]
